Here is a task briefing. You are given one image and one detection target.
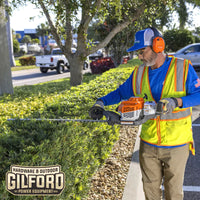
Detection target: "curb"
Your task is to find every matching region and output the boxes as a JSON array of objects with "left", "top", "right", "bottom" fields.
[{"left": 122, "top": 125, "right": 145, "bottom": 200}]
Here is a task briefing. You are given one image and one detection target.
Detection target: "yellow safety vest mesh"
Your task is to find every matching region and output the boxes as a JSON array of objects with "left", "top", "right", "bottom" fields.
[{"left": 132, "top": 56, "right": 194, "bottom": 155}]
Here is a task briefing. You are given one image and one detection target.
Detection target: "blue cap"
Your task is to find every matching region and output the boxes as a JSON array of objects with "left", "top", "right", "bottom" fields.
[{"left": 127, "top": 28, "right": 154, "bottom": 52}]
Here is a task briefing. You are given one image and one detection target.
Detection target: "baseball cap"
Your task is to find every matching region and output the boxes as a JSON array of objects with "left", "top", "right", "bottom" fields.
[{"left": 127, "top": 28, "right": 155, "bottom": 52}]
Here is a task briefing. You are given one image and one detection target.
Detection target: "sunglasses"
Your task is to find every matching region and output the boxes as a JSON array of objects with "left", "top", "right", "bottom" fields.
[{"left": 136, "top": 48, "right": 146, "bottom": 56}]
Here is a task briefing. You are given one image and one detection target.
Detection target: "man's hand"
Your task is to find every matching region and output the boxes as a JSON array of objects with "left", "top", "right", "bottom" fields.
[
  {"left": 103, "top": 111, "right": 121, "bottom": 125},
  {"left": 156, "top": 97, "right": 179, "bottom": 115},
  {"left": 89, "top": 100, "right": 105, "bottom": 120}
]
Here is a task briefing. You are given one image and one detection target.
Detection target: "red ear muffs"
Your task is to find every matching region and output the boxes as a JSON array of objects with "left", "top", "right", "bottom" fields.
[{"left": 152, "top": 36, "right": 165, "bottom": 53}]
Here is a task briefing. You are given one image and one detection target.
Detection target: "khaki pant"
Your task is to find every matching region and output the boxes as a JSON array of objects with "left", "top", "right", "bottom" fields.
[{"left": 139, "top": 141, "right": 189, "bottom": 200}]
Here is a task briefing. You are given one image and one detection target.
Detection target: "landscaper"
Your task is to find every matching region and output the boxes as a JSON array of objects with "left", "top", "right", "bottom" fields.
[{"left": 89, "top": 27, "right": 200, "bottom": 200}]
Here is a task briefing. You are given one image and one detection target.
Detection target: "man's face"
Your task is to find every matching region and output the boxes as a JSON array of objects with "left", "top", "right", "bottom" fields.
[{"left": 136, "top": 46, "right": 157, "bottom": 66}]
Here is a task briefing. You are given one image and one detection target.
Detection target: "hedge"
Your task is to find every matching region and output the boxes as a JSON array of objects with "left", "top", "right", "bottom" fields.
[
  {"left": 0, "top": 59, "right": 141, "bottom": 200},
  {"left": 19, "top": 56, "right": 36, "bottom": 66}
]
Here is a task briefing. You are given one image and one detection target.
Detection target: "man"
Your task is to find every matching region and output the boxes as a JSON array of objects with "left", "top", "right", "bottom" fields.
[{"left": 89, "top": 27, "right": 200, "bottom": 200}]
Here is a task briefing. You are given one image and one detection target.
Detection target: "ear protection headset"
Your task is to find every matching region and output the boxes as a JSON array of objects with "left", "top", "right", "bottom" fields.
[{"left": 150, "top": 27, "right": 165, "bottom": 53}]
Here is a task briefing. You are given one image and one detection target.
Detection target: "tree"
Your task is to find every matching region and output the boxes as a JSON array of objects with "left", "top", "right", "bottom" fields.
[
  {"left": 3, "top": 0, "right": 16, "bottom": 67},
  {"left": 9, "top": 0, "right": 179, "bottom": 86},
  {"left": 0, "top": 5, "right": 13, "bottom": 95},
  {"left": 88, "top": 3, "right": 175, "bottom": 65},
  {"left": 36, "top": 22, "right": 50, "bottom": 47},
  {"left": 31, "top": 38, "right": 40, "bottom": 44},
  {"left": 163, "top": 29, "right": 194, "bottom": 52},
  {"left": 6, "top": 9, "right": 16, "bottom": 66},
  {"left": 21, "top": 35, "right": 31, "bottom": 45},
  {"left": 13, "top": 38, "right": 20, "bottom": 53},
  {"left": 176, "top": 0, "right": 188, "bottom": 29},
  {"left": 88, "top": 19, "right": 138, "bottom": 66},
  {"left": 172, "top": 0, "right": 200, "bottom": 30},
  {"left": 15, "top": 33, "right": 21, "bottom": 40},
  {"left": 193, "top": 26, "right": 200, "bottom": 42}
]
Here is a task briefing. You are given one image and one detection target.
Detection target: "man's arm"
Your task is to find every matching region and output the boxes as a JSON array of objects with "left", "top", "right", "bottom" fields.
[
  {"left": 99, "top": 71, "right": 135, "bottom": 106},
  {"left": 181, "top": 64, "right": 200, "bottom": 108}
]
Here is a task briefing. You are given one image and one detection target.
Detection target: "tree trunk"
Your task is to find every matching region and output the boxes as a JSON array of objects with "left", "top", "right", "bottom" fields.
[
  {"left": 69, "top": 57, "right": 84, "bottom": 86},
  {"left": 6, "top": 13, "right": 16, "bottom": 67},
  {"left": 5, "top": 0, "right": 16, "bottom": 67},
  {"left": 0, "top": 7, "right": 13, "bottom": 95}
]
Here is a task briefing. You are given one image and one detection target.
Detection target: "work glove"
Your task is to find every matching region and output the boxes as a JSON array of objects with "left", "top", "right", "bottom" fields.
[
  {"left": 156, "top": 97, "right": 178, "bottom": 115},
  {"left": 103, "top": 111, "right": 121, "bottom": 125},
  {"left": 89, "top": 100, "right": 105, "bottom": 120}
]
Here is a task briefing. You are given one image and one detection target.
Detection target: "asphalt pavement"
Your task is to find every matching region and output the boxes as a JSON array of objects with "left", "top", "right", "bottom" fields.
[
  {"left": 184, "top": 105, "right": 200, "bottom": 200},
  {"left": 122, "top": 105, "right": 200, "bottom": 200},
  {"left": 12, "top": 68, "right": 91, "bottom": 87},
  {"left": 12, "top": 68, "right": 70, "bottom": 87}
]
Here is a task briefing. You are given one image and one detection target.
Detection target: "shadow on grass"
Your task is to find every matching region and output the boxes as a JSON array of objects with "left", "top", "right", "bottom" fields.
[{"left": 0, "top": 72, "right": 99, "bottom": 103}]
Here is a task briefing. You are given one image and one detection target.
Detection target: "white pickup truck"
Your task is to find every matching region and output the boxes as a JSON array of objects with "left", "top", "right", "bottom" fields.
[{"left": 36, "top": 48, "right": 89, "bottom": 74}]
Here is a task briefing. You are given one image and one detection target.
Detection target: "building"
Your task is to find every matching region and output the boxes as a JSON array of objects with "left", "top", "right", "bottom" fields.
[{"left": 15, "top": 29, "right": 78, "bottom": 48}]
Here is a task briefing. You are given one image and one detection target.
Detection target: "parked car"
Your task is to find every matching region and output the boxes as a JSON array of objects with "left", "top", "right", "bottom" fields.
[
  {"left": 19, "top": 43, "right": 28, "bottom": 54},
  {"left": 89, "top": 48, "right": 104, "bottom": 60},
  {"left": 169, "top": 43, "right": 200, "bottom": 71},
  {"left": 36, "top": 48, "right": 89, "bottom": 74},
  {"left": 28, "top": 43, "right": 42, "bottom": 53}
]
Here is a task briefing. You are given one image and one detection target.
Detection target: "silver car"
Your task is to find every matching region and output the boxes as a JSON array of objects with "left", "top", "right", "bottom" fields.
[{"left": 170, "top": 43, "right": 200, "bottom": 70}]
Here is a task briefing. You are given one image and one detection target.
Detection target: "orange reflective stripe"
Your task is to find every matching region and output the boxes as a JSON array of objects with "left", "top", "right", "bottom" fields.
[
  {"left": 189, "top": 142, "right": 195, "bottom": 155},
  {"left": 157, "top": 116, "right": 161, "bottom": 145},
  {"left": 132, "top": 67, "right": 138, "bottom": 96}
]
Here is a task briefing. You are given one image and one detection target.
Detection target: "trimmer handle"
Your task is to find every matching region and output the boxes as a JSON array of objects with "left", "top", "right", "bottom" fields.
[{"left": 156, "top": 101, "right": 167, "bottom": 115}]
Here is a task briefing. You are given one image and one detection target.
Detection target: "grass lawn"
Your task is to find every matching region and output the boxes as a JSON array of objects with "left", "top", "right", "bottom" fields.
[
  {"left": 11, "top": 65, "right": 38, "bottom": 71},
  {"left": 12, "top": 56, "right": 38, "bottom": 71}
]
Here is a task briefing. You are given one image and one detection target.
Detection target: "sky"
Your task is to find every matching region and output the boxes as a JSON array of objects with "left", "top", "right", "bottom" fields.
[
  {"left": 10, "top": 3, "right": 47, "bottom": 31},
  {"left": 10, "top": 3, "right": 200, "bottom": 31}
]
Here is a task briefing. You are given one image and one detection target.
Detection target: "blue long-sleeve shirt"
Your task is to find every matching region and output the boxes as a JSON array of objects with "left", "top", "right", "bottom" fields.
[{"left": 100, "top": 56, "right": 200, "bottom": 108}]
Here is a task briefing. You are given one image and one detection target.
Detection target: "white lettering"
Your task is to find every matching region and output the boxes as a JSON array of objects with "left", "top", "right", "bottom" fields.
[
  {"left": 55, "top": 173, "right": 64, "bottom": 189},
  {"left": 37, "top": 176, "right": 45, "bottom": 188},
  {"left": 46, "top": 175, "right": 54, "bottom": 189},
  {"left": 7, "top": 173, "right": 15, "bottom": 190},
  {"left": 28, "top": 175, "right": 36, "bottom": 188}
]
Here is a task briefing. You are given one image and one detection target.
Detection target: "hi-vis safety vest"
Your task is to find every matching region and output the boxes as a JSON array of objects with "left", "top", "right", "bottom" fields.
[{"left": 132, "top": 56, "right": 194, "bottom": 155}]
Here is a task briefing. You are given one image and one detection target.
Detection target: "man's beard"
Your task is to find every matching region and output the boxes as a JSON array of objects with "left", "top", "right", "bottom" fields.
[{"left": 141, "top": 51, "right": 157, "bottom": 66}]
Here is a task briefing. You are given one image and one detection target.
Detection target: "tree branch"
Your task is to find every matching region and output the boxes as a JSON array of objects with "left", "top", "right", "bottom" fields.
[
  {"left": 63, "top": 0, "right": 73, "bottom": 54},
  {"left": 81, "top": 0, "right": 102, "bottom": 31},
  {"left": 87, "top": 4, "right": 145, "bottom": 55},
  {"left": 37, "top": 0, "right": 63, "bottom": 51}
]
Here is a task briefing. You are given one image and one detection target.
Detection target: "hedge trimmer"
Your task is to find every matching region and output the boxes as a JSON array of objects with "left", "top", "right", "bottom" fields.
[{"left": 8, "top": 97, "right": 164, "bottom": 126}]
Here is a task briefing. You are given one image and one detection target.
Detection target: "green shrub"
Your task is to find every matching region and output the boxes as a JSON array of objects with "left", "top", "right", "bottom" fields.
[
  {"left": 164, "top": 29, "right": 195, "bottom": 52},
  {"left": 13, "top": 39, "right": 20, "bottom": 54},
  {"left": 19, "top": 56, "right": 36, "bottom": 66},
  {"left": 0, "top": 59, "right": 139, "bottom": 199}
]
